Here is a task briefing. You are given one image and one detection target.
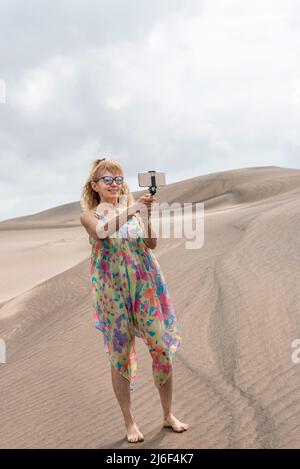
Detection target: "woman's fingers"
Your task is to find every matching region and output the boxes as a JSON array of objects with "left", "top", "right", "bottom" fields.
[
  {"left": 138, "top": 193, "right": 156, "bottom": 213},
  {"left": 139, "top": 196, "right": 156, "bottom": 206},
  {"left": 145, "top": 194, "right": 156, "bottom": 201}
]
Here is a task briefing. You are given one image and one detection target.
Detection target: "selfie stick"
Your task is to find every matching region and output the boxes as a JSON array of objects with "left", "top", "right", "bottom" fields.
[{"left": 148, "top": 170, "right": 157, "bottom": 196}]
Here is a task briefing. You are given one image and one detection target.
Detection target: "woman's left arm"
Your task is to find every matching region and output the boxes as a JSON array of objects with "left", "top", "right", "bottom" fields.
[{"left": 138, "top": 214, "right": 157, "bottom": 250}]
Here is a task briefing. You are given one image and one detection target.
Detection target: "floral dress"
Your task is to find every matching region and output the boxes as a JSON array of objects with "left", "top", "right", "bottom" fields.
[{"left": 89, "top": 205, "right": 181, "bottom": 392}]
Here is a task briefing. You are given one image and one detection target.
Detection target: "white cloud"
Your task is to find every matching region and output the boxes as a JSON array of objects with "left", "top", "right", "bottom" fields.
[
  {"left": 0, "top": 0, "right": 300, "bottom": 221},
  {"left": 106, "top": 95, "right": 131, "bottom": 111},
  {"left": 13, "top": 55, "right": 76, "bottom": 114}
]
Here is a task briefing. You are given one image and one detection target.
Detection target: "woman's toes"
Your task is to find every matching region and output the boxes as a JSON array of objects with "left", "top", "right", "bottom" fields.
[
  {"left": 163, "top": 415, "right": 189, "bottom": 432},
  {"left": 174, "top": 422, "right": 186, "bottom": 432},
  {"left": 127, "top": 434, "right": 140, "bottom": 443},
  {"left": 126, "top": 423, "right": 144, "bottom": 443}
]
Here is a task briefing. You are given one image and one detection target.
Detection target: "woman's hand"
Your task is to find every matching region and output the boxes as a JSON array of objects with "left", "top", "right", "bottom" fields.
[{"left": 137, "top": 193, "right": 156, "bottom": 216}]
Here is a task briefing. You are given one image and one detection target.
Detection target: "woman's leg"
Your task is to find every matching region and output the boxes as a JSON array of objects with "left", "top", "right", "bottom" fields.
[
  {"left": 158, "top": 373, "right": 173, "bottom": 418},
  {"left": 158, "top": 372, "right": 190, "bottom": 432},
  {"left": 110, "top": 365, "right": 144, "bottom": 442},
  {"left": 110, "top": 364, "right": 134, "bottom": 424}
]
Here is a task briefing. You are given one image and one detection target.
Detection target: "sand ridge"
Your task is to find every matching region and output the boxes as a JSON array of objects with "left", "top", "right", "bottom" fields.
[{"left": 1, "top": 165, "right": 300, "bottom": 448}]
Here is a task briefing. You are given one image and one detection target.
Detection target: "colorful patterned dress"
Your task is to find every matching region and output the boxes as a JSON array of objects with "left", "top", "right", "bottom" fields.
[{"left": 88, "top": 205, "right": 181, "bottom": 392}]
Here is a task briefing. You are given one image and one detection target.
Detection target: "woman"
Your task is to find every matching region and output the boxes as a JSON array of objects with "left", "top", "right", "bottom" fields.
[{"left": 80, "top": 158, "right": 189, "bottom": 443}]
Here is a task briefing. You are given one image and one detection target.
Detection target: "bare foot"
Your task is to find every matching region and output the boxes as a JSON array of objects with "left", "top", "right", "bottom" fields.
[
  {"left": 125, "top": 422, "right": 144, "bottom": 443},
  {"left": 163, "top": 414, "right": 189, "bottom": 432}
]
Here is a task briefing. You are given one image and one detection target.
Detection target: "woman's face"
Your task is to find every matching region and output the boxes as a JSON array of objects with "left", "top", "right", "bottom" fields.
[{"left": 91, "top": 170, "right": 124, "bottom": 205}]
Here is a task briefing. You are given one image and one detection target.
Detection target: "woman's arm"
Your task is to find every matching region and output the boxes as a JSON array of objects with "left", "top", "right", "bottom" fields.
[
  {"left": 80, "top": 204, "right": 138, "bottom": 240},
  {"left": 138, "top": 213, "right": 157, "bottom": 250},
  {"left": 80, "top": 212, "right": 100, "bottom": 240}
]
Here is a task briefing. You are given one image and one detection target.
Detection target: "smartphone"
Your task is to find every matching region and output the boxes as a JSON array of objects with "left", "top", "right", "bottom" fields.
[{"left": 138, "top": 171, "right": 166, "bottom": 188}]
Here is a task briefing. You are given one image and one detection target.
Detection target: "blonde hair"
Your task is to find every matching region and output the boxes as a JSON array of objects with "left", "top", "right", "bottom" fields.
[{"left": 80, "top": 158, "right": 136, "bottom": 212}]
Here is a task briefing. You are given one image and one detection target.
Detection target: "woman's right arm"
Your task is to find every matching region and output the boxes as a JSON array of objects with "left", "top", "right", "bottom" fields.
[
  {"left": 80, "top": 212, "right": 101, "bottom": 240},
  {"left": 80, "top": 204, "right": 139, "bottom": 240}
]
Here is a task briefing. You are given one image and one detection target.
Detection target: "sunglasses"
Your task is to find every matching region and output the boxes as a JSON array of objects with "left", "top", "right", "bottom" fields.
[{"left": 97, "top": 175, "right": 124, "bottom": 185}]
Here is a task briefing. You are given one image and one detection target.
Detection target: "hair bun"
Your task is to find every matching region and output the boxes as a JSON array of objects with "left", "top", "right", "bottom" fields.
[
  {"left": 95, "top": 157, "right": 105, "bottom": 165},
  {"left": 91, "top": 157, "right": 106, "bottom": 172}
]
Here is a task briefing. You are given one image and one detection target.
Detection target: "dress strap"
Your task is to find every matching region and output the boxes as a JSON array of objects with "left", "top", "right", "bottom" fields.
[{"left": 81, "top": 209, "right": 99, "bottom": 217}]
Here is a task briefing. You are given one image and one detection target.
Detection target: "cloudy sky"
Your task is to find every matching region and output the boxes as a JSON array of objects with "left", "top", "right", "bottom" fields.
[{"left": 0, "top": 0, "right": 299, "bottom": 221}]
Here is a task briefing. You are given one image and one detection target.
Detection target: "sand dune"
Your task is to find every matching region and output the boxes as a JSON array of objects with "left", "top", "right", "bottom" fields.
[{"left": 1, "top": 165, "right": 300, "bottom": 448}]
